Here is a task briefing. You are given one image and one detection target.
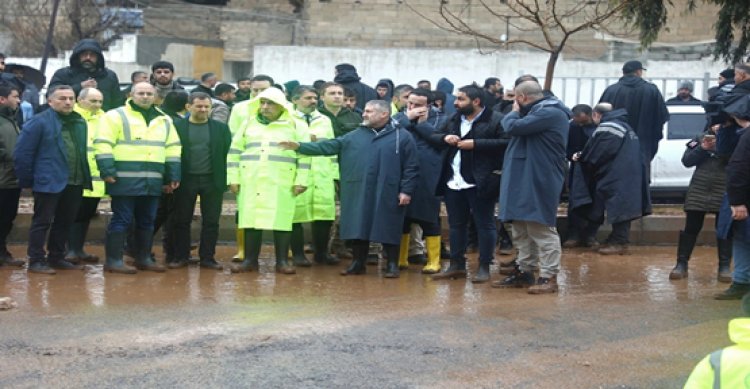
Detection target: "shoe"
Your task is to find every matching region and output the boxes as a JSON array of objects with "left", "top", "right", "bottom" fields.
[
  {"left": 314, "top": 253, "right": 340, "bottom": 266},
  {"left": 135, "top": 260, "right": 166, "bottom": 272},
  {"left": 340, "top": 257, "right": 366, "bottom": 276},
  {"left": 422, "top": 236, "right": 442, "bottom": 274},
  {"left": 562, "top": 239, "right": 579, "bottom": 248},
  {"left": 292, "top": 254, "right": 313, "bottom": 267},
  {"left": 717, "top": 238, "right": 732, "bottom": 283},
  {"left": 408, "top": 253, "right": 426, "bottom": 265},
  {"left": 366, "top": 253, "right": 379, "bottom": 265},
  {"left": 384, "top": 257, "right": 399, "bottom": 278},
  {"left": 230, "top": 258, "right": 258, "bottom": 273},
  {"left": 27, "top": 261, "right": 56, "bottom": 275},
  {"left": 714, "top": 282, "right": 750, "bottom": 300},
  {"left": 583, "top": 238, "right": 600, "bottom": 249},
  {"left": 669, "top": 260, "right": 688, "bottom": 280},
  {"left": 528, "top": 276, "right": 558, "bottom": 294},
  {"left": 471, "top": 262, "right": 490, "bottom": 283},
  {"left": 335, "top": 247, "right": 353, "bottom": 260},
  {"left": 103, "top": 231, "right": 137, "bottom": 274},
  {"left": 167, "top": 259, "right": 189, "bottom": 269},
  {"left": 432, "top": 260, "right": 466, "bottom": 280},
  {"left": 491, "top": 268, "right": 535, "bottom": 288},
  {"left": 598, "top": 244, "right": 629, "bottom": 255},
  {"left": 48, "top": 259, "right": 84, "bottom": 270},
  {"left": 718, "top": 267, "right": 733, "bottom": 284},
  {"left": 0, "top": 250, "right": 25, "bottom": 267},
  {"left": 199, "top": 259, "right": 224, "bottom": 270}
]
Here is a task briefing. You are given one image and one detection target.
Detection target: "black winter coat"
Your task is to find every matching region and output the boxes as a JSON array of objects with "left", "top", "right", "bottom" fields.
[
  {"left": 682, "top": 134, "right": 726, "bottom": 212},
  {"left": 429, "top": 108, "right": 508, "bottom": 200},
  {"left": 49, "top": 39, "right": 124, "bottom": 111},
  {"left": 599, "top": 75, "right": 669, "bottom": 162},
  {"left": 334, "top": 69, "right": 378, "bottom": 111}
]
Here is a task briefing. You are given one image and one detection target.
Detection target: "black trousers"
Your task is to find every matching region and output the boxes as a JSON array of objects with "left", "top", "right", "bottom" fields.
[
  {"left": 0, "top": 188, "right": 21, "bottom": 251},
  {"left": 608, "top": 220, "right": 631, "bottom": 244},
  {"left": 683, "top": 210, "right": 719, "bottom": 235},
  {"left": 28, "top": 185, "right": 82, "bottom": 262},
  {"left": 173, "top": 174, "right": 223, "bottom": 261},
  {"left": 75, "top": 196, "right": 101, "bottom": 222},
  {"left": 402, "top": 217, "right": 441, "bottom": 236}
]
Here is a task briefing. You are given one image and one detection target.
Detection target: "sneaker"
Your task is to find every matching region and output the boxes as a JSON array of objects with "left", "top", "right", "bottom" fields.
[
  {"left": 598, "top": 244, "right": 629, "bottom": 255},
  {"left": 528, "top": 276, "right": 558, "bottom": 294},
  {"left": 491, "top": 268, "right": 535, "bottom": 288}
]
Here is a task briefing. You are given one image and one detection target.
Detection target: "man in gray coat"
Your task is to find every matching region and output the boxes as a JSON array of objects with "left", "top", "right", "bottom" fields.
[{"left": 494, "top": 81, "right": 569, "bottom": 294}]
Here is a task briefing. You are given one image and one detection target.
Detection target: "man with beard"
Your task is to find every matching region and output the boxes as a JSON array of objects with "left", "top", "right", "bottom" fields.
[
  {"left": 150, "top": 61, "right": 184, "bottom": 105},
  {"left": 235, "top": 77, "right": 252, "bottom": 103},
  {"left": 49, "top": 39, "right": 124, "bottom": 111},
  {"left": 280, "top": 100, "right": 419, "bottom": 278},
  {"left": 430, "top": 85, "right": 508, "bottom": 283}
]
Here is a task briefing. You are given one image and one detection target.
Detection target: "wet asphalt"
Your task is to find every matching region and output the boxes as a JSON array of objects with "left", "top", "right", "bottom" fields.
[{"left": 0, "top": 244, "right": 744, "bottom": 388}]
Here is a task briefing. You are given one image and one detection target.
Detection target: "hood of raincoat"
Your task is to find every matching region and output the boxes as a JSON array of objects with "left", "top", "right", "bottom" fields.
[
  {"left": 69, "top": 39, "right": 106, "bottom": 72},
  {"left": 249, "top": 87, "right": 294, "bottom": 121}
]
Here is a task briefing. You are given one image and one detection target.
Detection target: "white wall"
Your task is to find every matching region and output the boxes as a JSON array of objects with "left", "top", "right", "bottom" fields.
[{"left": 254, "top": 46, "right": 728, "bottom": 106}]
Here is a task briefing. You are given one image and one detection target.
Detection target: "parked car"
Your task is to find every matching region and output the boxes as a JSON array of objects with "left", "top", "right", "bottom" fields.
[{"left": 650, "top": 104, "right": 706, "bottom": 201}]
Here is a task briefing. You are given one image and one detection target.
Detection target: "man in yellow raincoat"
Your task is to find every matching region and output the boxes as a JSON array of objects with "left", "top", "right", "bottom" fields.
[
  {"left": 66, "top": 88, "right": 107, "bottom": 264},
  {"left": 289, "top": 85, "right": 339, "bottom": 267},
  {"left": 228, "top": 87, "right": 310, "bottom": 274}
]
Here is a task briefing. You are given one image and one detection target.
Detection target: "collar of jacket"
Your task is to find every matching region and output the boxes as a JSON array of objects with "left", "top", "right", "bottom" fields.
[
  {"left": 450, "top": 105, "right": 493, "bottom": 127},
  {"left": 73, "top": 104, "right": 103, "bottom": 121},
  {"left": 0, "top": 105, "right": 17, "bottom": 122}
]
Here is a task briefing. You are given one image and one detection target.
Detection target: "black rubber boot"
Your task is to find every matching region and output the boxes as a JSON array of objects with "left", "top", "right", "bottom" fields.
[
  {"left": 432, "top": 257, "right": 467, "bottom": 280},
  {"left": 134, "top": 228, "right": 165, "bottom": 272},
  {"left": 232, "top": 229, "right": 261, "bottom": 273},
  {"left": 341, "top": 240, "right": 367, "bottom": 275},
  {"left": 714, "top": 282, "right": 750, "bottom": 300},
  {"left": 383, "top": 244, "right": 400, "bottom": 278},
  {"left": 274, "top": 231, "right": 295, "bottom": 274},
  {"left": 103, "top": 231, "right": 136, "bottom": 274},
  {"left": 312, "top": 221, "right": 339, "bottom": 265},
  {"left": 669, "top": 231, "right": 696, "bottom": 280},
  {"left": 717, "top": 238, "right": 733, "bottom": 283},
  {"left": 290, "top": 224, "right": 312, "bottom": 267},
  {"left": 472, "top": 261, "right": 491, "bottom": 283}
]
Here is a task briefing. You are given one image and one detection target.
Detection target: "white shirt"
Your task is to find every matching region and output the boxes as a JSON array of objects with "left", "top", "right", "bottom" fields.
[{"left": 446, "top": 108, "right": 484, "bottom": 190}]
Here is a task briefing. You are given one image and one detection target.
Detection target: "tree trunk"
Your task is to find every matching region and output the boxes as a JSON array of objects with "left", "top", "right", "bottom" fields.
[{"left": 544, "top": 50, "right": 560, "bottom": 91}]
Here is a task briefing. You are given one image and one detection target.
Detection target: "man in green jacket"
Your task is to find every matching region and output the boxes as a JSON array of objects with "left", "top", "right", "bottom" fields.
[{"left": 0, "top": 83, "right": 24, "bottom": 268}]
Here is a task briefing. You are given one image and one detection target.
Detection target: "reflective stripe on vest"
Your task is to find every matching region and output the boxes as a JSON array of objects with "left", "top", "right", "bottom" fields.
[
  {"left": 268, "top": 155, "right": 295, "bottom": 164},
  {"left": 115, "top": 108, "right": 132, "bottom": 141},
  {"left": 116, "top": 107, "right": 171, "bottom": 144},
  {"left": 709, "top": 349, "right": 723, "bottom": 389},
  {"left": 117, "top": 171, "right": 163, "bottom": 179}
]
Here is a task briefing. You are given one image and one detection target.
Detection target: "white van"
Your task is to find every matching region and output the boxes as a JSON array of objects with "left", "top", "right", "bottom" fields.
[{"left": 649, "top": 104, "right": 707, "bottom": 200}]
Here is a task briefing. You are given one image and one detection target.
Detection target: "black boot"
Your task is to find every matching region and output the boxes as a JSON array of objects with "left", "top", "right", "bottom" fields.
[
  {"left": 66, "top": 221, "right": 99, "bottom": 263},
  {"left": 341, "top": 240, "right": 367, "bottom": 275},
  {"left": 27, "top": 259, "right": 56, "bottom": 274},
  {"left": 312, "top": 221, "right": 339, "bottom": 265},
  {"left": 231, "top": 229, "right": 261, "bottom": 273},
  {"left": 134, "top": 228, "right": 165, "bottom": 272},
  {"left": 669, "top": 231, "right": 696, "bottom": 280},
  {"left": 274, "top": 231, "right": 295, "bottom": 274},
  {"left": 432, "top": 258, "right": 467, "bottom": 280},
  {"left": 714, "top": 282, "right": 750, "bottom": 300},
  {"left": 290, "top": 224, "right": 312, "bottom": 267},
  {"left": 383, "top": 244, "right": 400, "bottom": 278},
  {"left": 472, "top": 261, "right": 491, "bottom": 283},
  {"left": 717, "top": 238, "right": 732, "bottom": 283},
  {"left": 103, "top": 231, "right": 136, "bottom": 274}
]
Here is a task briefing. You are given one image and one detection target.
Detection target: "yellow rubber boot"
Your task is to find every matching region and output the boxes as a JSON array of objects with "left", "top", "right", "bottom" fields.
[
  {"left": 232, "top": 229, "right": 245, "bottom": 261},
  {"left": 398, "top": 234, "right": 410, "bottom": 270},
  {"left": 422, "top": 236, "right": 442, "bottom": 274}
]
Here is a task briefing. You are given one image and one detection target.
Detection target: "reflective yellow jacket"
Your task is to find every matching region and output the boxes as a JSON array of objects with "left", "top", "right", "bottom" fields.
[
  {"left": 684, "top": 318, "right": 750, "bottom": 389},
  {"left": 94, "top": 101, "right": 181, "bottom": 196},
  {"left": 74, "top": 104, "right": 106, "bottom": 198}
]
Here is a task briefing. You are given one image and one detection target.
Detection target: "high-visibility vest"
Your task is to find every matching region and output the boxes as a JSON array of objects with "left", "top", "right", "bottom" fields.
[
  {"left": 94, "top": 102, "right": 181, "bottom": 196},
  {"left": 74, "top": 104, "right": 106, "bottom": 198},
  {"left": 684, "top": 318, "right": 750, "bottom": 389}
]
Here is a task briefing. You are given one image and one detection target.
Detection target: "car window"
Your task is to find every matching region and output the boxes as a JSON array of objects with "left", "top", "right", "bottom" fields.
[{"left": 667, "top": 113, "right": 705, "bottom": 140}]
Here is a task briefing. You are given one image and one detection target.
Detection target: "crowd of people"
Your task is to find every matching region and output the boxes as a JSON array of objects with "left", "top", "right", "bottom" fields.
[{"left": 2, "top": 40, "right": 750, "bottom": 302}]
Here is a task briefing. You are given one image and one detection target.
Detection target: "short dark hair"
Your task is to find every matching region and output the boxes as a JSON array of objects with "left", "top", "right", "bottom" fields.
[
  {"left": 0, "top": 83, "right": 19, "bottom": 98},
  {"left": 47, "top": 84, "right": 74, "bottom": 98},
  {"left": 251, "top": 74, "right": 275, "bottom": 85},
  {"left": 161, "top": 90, "right": 189, "bottom": 112},
  {"left": 151, "top": 61, "right": 174, "bottom": 73},
  {"left": 0, "top": 53, "right": 6, "bottom": 60},
  {"left": 214, "top": 83, "right": 235, "bottom": 96},
  {"left": 201, "top": 72, "right": 216, "bottom": 82},
  {"left": 571, "top": 104, "right": 592, "bottom": 116},
  {"left": 484, "top": 77, "right": 500, "bottom": 88},
  {"left": 291, "top": 85, "right": 318, "bottom": 100},
  {"left": 393, "top": 84, "right": 414, "bottom": 97},
  {"left": 130, "top": 71, "right": 147, "bottom": 83},
  {"left": 458, "top": 85, "right": 485, "bottom": 107},
  {"left": 320, "top": 82, "right": 343, "bottom": 95},
  {"left": 432, "top": 90, "right": 446, "bottom": 104},
  {"left": 313, "top": 80, "right": 326, "bottom": 91},
  {"left": 237, "top": 77, "right": 251, "bottom": 83},
  {"left": 343, "top": 87, "right": 356, "bottom": 98},
  {"left": 409, "top": 88, "right": 432, "bottom": 102},
  {"left": 188, "top": 91, "right": 212, "bottom": 104}
]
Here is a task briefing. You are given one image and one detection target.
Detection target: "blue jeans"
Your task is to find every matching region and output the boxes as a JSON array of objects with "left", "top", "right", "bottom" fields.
[
  {"left": 732, "top": 237, "right": 750, "bottom": 284},
  {"left": 108, "top": 196, "right": 161, "bottom": 233},
  {"left": 444, "top": 187, "right": 496, "bottom": 266}
]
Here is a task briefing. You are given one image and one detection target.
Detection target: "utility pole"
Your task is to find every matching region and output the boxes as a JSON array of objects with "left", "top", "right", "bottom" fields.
[{"left": 40, "top": 0, "right": 62, "bottom": 75}]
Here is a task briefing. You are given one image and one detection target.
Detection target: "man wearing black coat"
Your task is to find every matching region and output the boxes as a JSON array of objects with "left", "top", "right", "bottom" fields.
[
  {"left": 170, "top": 92, "right": 232, "bottom": 270},
  {"left": 429, "top": 85, "right": 508, "bottom": 283},
  {"left": 599, "top": 60, "right": 669, "bottom": 166},
  {"left": 333, "top": 63, "right": 377, "bottom": 111},
  {"left": 49, "top": 39, "right": 124, "bottom": 111},
  {"left": 569, "top": 104, "right": 651, "bottom": 256}
]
